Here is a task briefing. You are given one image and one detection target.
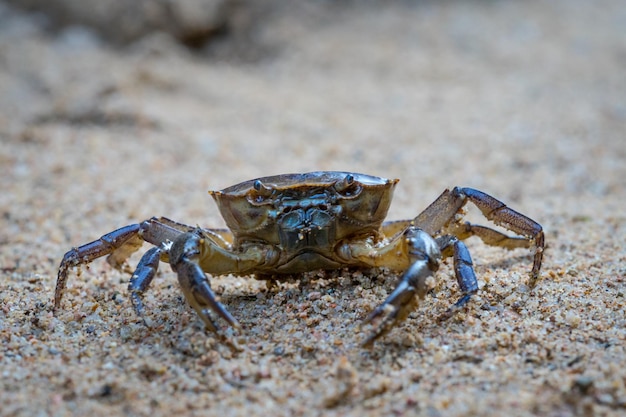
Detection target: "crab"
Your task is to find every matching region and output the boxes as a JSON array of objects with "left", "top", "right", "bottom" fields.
[{"left": 54, "top": 171, "right": 544, "bottom": 345}]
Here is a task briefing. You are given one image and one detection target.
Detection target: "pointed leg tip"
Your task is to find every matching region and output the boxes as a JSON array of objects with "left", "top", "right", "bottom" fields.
[
  {"left": 361, "top": 330, "right": 384, "bottom": 348},
  {"left": 224, "top": 316, "right": 242, "bottom": 331},
  {"left": 437, "top": 309, "right": 454, "bottom": 323},
  {"left": 362, "top": 309, "right": 379, "bottom": 326},
  {"left": 361, "top": 338, "right": 375, "bottom": 349},
  {"left": 528, "top": 272, "right": 540, "bottom": 289}
]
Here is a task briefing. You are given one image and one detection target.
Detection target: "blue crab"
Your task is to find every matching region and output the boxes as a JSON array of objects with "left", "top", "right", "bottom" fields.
[{"left": 54, "top": 172, "right": 544, "bottom": 345}]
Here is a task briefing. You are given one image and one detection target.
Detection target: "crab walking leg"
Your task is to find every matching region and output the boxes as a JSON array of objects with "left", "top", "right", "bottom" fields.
[
  {"left": 435, "top": 235, "right": 479, "bottom": 320},
  {"left": 414, "top": 187, "right": 544, "bottom": 286},
  {"left": 169, "top": 232, "right": 240, "bottom": 332},
  {"left": 450, "top": 239, "right": 479, "bottom": 306},
  {"left": 455, "top": 187, "right": 544, "bottom": 285},
  {"left": 139, "top": 217, "right": 198, "bottom": 252},
  {"left": 55, "top": 224, "right": 142, "bottom": 311},
  {"left": 128, "top": 247, "right": 163, "bottom": 320},
  {"left": 54, "top": 218, "right": 191, "bottom": 312},
  {"left": 446, "top": 223, "right": 535, "bottom": 251}
]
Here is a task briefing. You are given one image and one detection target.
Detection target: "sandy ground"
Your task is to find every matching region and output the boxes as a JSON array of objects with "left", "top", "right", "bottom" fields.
[{"left": 1, "top": 1, "right": 625, "bottom": 416}]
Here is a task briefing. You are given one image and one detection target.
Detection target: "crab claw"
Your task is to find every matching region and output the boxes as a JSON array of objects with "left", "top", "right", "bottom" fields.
[
  {"left": 175, "top": 258, "right": 240, "bottom": 333},
  {"left": 170, "top": 232, "right": 241, "bottom": 334},
  {"left": 361, "top": 259, "right": 434, "bottom": 347},
  {"left": 196, "top": 282, "right": 241, "bottom": 331},
  {"left": 362, "top": 281, "right": 419, "bottom": 347}
]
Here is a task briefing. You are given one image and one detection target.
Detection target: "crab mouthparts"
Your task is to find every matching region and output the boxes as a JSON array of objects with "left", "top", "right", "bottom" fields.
[{"left": 278, "top": 206, "right": 336, "bottom": 250}]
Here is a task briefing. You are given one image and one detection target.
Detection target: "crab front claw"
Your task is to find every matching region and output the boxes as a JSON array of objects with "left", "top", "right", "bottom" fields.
[
  {"left": 362, "top": 259, "right": 434, "bottom": 346},
  {"left": 170, "top": 232, "right": 240, "bottom": 333},
  {"left": 175, "top": 258, "right": 240, "bottom": 332},
  {"left": 362, "top": 280, "right": 420, "bottom": 347}
]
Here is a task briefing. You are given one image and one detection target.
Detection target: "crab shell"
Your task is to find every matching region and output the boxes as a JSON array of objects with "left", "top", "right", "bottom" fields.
[{"left": 209, "top": 172, "right": 399, "bottom": 248}]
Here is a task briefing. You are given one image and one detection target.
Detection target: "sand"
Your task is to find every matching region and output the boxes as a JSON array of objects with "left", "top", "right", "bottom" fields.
[{"left": 1, "top": 1, "right": 625, "bottom": 416}]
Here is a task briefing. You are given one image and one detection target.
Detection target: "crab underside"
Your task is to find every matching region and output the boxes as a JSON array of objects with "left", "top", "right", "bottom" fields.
[{"left": 54, "top": 171, "right": 544, "bottom": 346}]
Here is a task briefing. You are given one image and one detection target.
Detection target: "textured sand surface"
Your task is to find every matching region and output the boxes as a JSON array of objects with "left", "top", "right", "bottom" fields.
[{"left": 1, "top": 1, "right": 625, "bottom": 416}]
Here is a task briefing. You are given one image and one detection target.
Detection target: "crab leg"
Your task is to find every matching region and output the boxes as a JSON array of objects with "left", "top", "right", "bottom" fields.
[
  {"left": 435, "top": 235, "right": 479, "bottom": 319},
  {"left": 54, "top": 217, "right": 187, "bottom": 312},
  {"left": 55, "top": 224, "right": 142, "bottom": 311},
  {"left": 128, "top": 247, "right": 163, "bottom": 320},
  {"left": 414, "top": 187, "right": 544, "bottom": 286}
]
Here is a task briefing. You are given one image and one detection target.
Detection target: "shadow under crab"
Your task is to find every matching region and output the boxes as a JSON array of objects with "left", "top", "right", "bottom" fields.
[{"left": 54, "top": 171, "right": 544, "bottom": 346}]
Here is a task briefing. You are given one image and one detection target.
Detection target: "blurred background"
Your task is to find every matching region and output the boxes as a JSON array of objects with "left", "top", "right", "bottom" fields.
[{"left": 1, "top": 1, "right": 624, "bottom": 218}]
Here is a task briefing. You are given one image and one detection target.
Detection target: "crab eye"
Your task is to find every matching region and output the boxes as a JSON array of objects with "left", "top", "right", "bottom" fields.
[
  {"left": 253, "top": 180, "right": 273, "bottom": 196},
  {"left": 248, "top": 179, "right": 274, "bottom": 205},
  {"left": 334, "top": 174, "right": 361, "bottom": 197},
  {"left": 334, "top": 174, "right": 353, "bottom": 191}
]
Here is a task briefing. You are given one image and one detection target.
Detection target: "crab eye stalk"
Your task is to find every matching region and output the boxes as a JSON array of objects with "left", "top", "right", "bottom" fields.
[
  {"left": 253, "top": 180, "right": 273, "bottom": 196},
  {"left": 334, "top": 174, "right": 361, "bottom": 197},
  {"left": 248, "top": 179, "right": 274, "bottom": 205},
  {"left": 334, "top": 174, "right": 353, "bottom": 191}
]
